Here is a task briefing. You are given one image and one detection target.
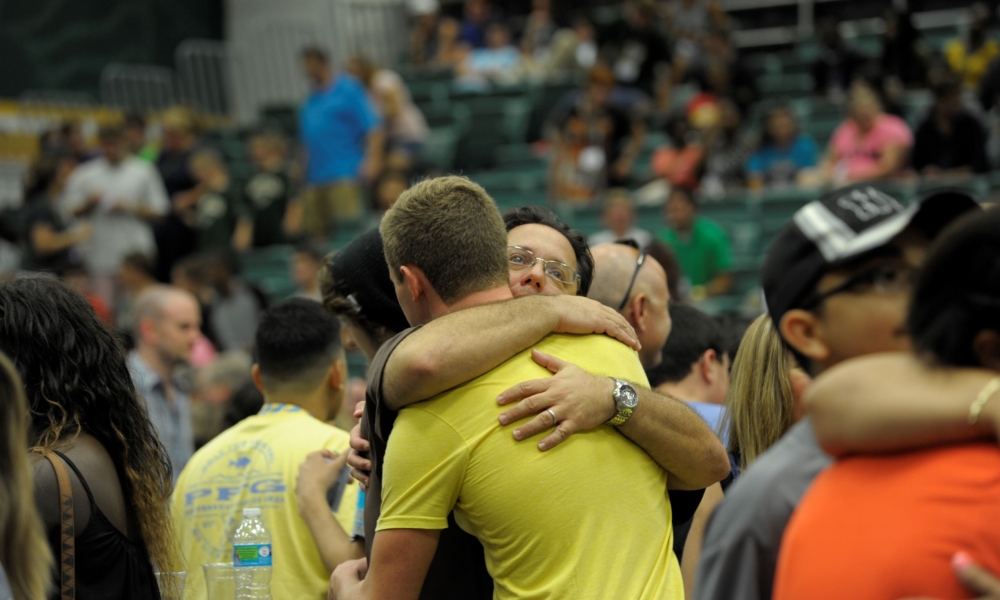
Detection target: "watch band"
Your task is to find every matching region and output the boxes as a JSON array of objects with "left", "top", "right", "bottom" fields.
[{"left": 605, "top": 379, "right": 636, "bottom": 427}]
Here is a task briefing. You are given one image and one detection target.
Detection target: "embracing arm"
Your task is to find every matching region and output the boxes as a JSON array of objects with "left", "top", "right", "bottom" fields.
[
  {"left": 496, "top": 350, "right": 730, "bottom": 490},
  {"left": 381, "top": 295, "right": 640, "bottom": 411},
  {"left": 807, "top": 353, "right": 998, "bottom": 457},
  {"left": 329, "top": 529, "right": 440, "bottom": 600}
]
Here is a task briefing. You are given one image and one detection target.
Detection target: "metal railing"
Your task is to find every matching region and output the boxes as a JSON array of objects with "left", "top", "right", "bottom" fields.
[
  {"left": 100, "top": 63, "right": 176, "bottom": 113},
  {"left": 177, "top": 39, "right": 230, "bottom": 115}
]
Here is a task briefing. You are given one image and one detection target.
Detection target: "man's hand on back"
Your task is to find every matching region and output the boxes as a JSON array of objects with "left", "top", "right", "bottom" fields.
[
  {"left": 496, "top": 350, "right": 617, "bottom": 450},
  {"left": 548, "top": 296, "right": 640, "bottom": 351},
  {"left": 347, "top": 401, "right": 372, "bottom": 490},
  {"left": 900, "top": 552, "right": 1000, "bottom": 600}
]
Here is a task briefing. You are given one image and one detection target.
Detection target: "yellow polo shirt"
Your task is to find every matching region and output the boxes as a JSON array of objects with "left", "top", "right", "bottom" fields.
[
  {"left": 378, "top": 334, "right": 682, "bottom": 600},
  {"left": 172, "top": 403, "right": 359, "bottom": 600}
]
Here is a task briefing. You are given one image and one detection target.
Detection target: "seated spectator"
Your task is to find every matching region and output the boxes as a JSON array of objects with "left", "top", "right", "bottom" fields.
[
  {"left": 0, "top": 350, "right": 52, "bottom": 600},
  {"left": 599, "top": 0, "right": 671, "bottom": 94},
  {"left": 60, "top": 124, "right": 169, "bottom": 306},
  {"left": 701, "top": 97, "right": 757, "bottom": 194},
  {"left": 367, "top": 169, "right": 408, "bottom": 232},
  {"left": 245, "top": 130, "right": 295, "bottom": 247},
  {"left": 408, "top": 0, "right": 440, "bottom": 66},
  {"left": 822, "top": 82, "right": 913, "bottom": 184},
  {"left": 347, "top": 55, "right": 429, "bottom": 159},
  {"left": 652, "top": 113, "right": 705, "bottom": 190},
  {"left": 646, "top": 302, "right": 730, "bottom": 435},
  {"left": 123, "top": 113, "right": 157, "bottom": 162},
  {"left": 773, "top": 207, "right": 1000, "bottom": 600},
  {"left": 60, "top": 121, "right": 98, "bottom": 164},
  {"left": 721, "top": 314, "right": 811, "bottom": 479},
  {"left": 913, "top": 79, "right": 990, "bottom": 176},
  {"left": 813, "top": 18, "right": 868, "bottom": 98},
  {"left": 21, "top": 153, "right": 90, "bottom": 275},
  {"left": 550, "top": 65, "right": 645, "bottom": 201},
  {"left": 171, "top": 299, "right": 363, "bottom": 598},
  {"left": 191, "top": 351, "right": 252, "bottom": 448},
  {"left": 0, "top": 277, "right": 176, "bottom": 598},
  {"left": 460, "top": 0, "right": 495, "bottom": 48},
  {"left": 945, "top": 3, "right": 999, "bottom": 90},
  {"left": 698, "top": 43, "right": 759, "bottom": 116},
  {"left": 589, "top": 188, "right": 653, "bottom": 248},
  {"left": 431, "top": 17, "right": 470, "bottom": 69},
  {"left": 520, "top": 0, "right": 558, "bottom": 62},
  {"left": 128, "top": 286, "right": 200, "bottom": 476},
  {"left": 881, "top": 9, "right": 928, "bottom": 87},
  {"left": 188, "top": 149, "right": 252, "bottom": 252},
  {"left": 546, "top": 15, "right": 599, "bottom": 76},
  {"left": 658, "top": 186, "right": 732, "bottom": 297},
  {"left": 292, "top": 240, "right": 325, "bottom": 302},
  {"left": 746, "top": 104, "right": 820, "bottom": 188},
  {"left": 459, "top": 23, "right": 524, "bottom": 87}
]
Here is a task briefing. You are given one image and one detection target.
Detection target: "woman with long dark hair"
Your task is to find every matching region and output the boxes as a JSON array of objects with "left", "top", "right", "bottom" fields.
[{"left": 0, "top": 277, "right": 176, "bottom": 599}]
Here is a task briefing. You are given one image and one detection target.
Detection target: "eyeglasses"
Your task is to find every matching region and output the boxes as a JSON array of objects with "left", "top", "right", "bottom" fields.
[
  {"left": 800, "top": 262, "right": 918, "bottom": 309},
  {"left": 507, "top": 246, "right": 581, "bottom": 287},
  {"left": 618, "top": 249, "right": 647, "bottom": 310}
]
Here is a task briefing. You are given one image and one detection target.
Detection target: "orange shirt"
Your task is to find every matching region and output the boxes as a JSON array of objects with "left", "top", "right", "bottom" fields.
[{"left": 774, "top": 443, "right": 1000, "bottom": 600}]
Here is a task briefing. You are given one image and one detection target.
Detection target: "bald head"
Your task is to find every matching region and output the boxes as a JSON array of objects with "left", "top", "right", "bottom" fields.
[
  {"left": 133, "top": 285, "right": 202, "bottom": 367},
  {"left": 589, "top": 243, "right": 672, "bottom": 367}
]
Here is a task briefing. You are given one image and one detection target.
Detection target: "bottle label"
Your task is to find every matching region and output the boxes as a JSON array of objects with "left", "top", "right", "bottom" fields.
[
  {"left": 351, "top": 489, "right": 366, "bottom": 540},
  {"left": 233, "top": 543, "right": 272, "bottom": 567}
]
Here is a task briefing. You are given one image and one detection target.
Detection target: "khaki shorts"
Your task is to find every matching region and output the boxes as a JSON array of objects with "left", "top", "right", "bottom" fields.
[{"left": 300, "top": 181, "right": 361, "bottom": 237}]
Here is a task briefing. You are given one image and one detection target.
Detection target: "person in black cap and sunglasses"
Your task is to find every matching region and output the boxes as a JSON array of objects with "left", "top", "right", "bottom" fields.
[{"left": 693, "top": 186, "right": 979, "bottom": 600}]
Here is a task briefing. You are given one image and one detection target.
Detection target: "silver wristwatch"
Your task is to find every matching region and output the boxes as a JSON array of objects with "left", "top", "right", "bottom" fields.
[{"left": 605, "top": 378, "right": 638, "bottom": 427}]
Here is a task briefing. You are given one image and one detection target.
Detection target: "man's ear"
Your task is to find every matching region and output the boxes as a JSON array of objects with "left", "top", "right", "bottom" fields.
[
  {"left": 699, "top": 348, "right": 717, "bottom": 385},
  {"left": 628, "top": 292, "right": 649, "bottom": 333},
  {"left": 327, "top": 357, "right": 346, "bottom": 394},
  {"left": 780, "top": 309, "right": 830, "bottom": 364},
  {"left": 973, "top": 330, "right": 1000, "bottom": 371},
  {"left": 399, "top": 265, "right": 424, "bottom": 303},
  {"left": 251, "top": 364, "right": 265, "bottom": 395}
]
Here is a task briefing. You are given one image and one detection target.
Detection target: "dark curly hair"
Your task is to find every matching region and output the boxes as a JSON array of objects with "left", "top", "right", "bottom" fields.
[
  {"left": 503, "top": 206, "right": 595, "bottom": 296},
  {"left": 0, "top": 277, "right": 177, "bottom": 572}
]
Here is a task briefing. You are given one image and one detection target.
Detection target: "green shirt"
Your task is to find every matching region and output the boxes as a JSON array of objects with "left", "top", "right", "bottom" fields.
[
  {"left": 659, "top": 217, "right": 733, "bottom": 287},
  {"left": 196, "top": 185, "right": 247, "bottom": 251},
  {"left": 244, "top": 169, "right": 292, "bottom": 247}
]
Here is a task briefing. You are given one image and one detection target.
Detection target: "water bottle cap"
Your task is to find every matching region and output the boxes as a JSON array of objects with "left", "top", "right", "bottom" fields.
[{"left": 243, "top": 508, "right": 261, "bottom": 518}]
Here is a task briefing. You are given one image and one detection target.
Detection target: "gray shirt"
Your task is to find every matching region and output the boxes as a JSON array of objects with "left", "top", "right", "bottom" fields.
[
  {"left": 693, "top": 418, "right": 833, "bottom": 600},
  {"left": 128, "top": 351, "right": 194, "bottom": 479},
  {"left": 0, "top": 562, "right": 11, "bottom": 600}
]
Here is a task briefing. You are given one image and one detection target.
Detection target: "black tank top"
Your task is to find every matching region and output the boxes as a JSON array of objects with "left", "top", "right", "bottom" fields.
[{"left": 49, "top": 451, "right": 161, "bottom": 600}]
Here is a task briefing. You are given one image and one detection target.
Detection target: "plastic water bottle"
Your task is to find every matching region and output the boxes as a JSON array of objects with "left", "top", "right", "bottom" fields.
[{"left": 233, "top": 508, "right": 272, "bottom": 599}]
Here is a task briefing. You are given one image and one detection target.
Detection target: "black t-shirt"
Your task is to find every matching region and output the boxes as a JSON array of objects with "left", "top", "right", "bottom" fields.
[
  {"left": 244, "top": 169, "right": 291, "bottom": 247},
  {"left": 195, "top": 185, "right": 246, "bottom": 251},
  {"left": 554, "top": 97, "right": 636, "bottom": 184},
  {"left": 912, "top": 111, "right": 990, "bottom": 173},
  {"left": 156, "top": 149, "right": 197, "bottom": 197},
  {"left": 598, "top": 22, "right": 671, "bottom": 94},
  {"left": 21, "top": 197, "right": 76, "bottom": 275},
  {"left": 362, "top": 328, "right": 493, "bottom": 600}
]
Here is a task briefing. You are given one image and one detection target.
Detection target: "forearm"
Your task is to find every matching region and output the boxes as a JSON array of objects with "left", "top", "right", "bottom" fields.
[
  {"left": 366, "top": 131, "right": 386, "bottom": 165},
  {"left": 619, "top": 387, "right": 731, "bottom": 489},
  {"left": 384, "top": 296, "right": 559, "bottom": 409},
  {"left": 300, "top": 495, "right": 363, "bottom": 571},
  {"left": 807, "top": 353, "right": 996, "bottom": 457},
  {"left": 705, "top": 273, "right": 732, "bottom": 297}
]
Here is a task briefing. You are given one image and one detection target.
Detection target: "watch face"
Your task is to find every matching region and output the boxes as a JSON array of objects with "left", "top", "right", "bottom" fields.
[{"left": 620, "top": 384, "right": 639, "bottom": 408}]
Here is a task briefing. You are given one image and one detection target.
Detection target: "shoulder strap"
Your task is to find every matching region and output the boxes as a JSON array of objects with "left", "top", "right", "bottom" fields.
[{"left": 36, "top": 450, "right": 76, "bottom": 600}]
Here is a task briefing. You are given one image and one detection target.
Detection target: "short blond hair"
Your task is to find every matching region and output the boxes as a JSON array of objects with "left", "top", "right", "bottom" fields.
[{"left": 380, "top": 176, "right": 509, "bottom": 304}]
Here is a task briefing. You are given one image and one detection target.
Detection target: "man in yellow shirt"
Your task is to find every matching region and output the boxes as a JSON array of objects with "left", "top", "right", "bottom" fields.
[
  {"left": 172, "top": 299, "right": 363, "bottom": 599},
  {"left": 330, "top": 176, "right": 683, "bottom": 600}
]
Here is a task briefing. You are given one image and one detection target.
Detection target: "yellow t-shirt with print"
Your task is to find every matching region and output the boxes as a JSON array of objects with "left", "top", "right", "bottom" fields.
[
  {"left": 378, "top": 333, "right": 683, "bottom": 600},
  {"left": 171, "top": 403, "right": 359, "bottom": 600}
]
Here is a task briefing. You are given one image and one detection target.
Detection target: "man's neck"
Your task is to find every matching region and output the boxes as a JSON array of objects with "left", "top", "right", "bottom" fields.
[
  {"left": 430, "top": 285, "right": 514, "bottom": 320},
  {"left": 137, "top": 344, "right": 174, "bottom": 385},
  {"left": 263, "top": 392, "right": 331, "bottom": 422},
  {"left": 656, "top": 376, "right": 714, "bottom": 405}
]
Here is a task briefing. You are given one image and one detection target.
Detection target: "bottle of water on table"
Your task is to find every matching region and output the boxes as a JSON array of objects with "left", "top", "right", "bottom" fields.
[{"left": 233, "top": 507, "right": 272, "bottom": 599}]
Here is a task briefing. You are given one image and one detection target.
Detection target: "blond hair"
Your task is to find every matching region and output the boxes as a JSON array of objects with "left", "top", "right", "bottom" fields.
[
  {"left": 0, "top": 352, "right": 53, "bottom": 600},
  {"left": 380, "top": 176, "right": 509, "bottom": 304},
  {"left": 720, "top": 314, "right": 796, "bottom": 472}
]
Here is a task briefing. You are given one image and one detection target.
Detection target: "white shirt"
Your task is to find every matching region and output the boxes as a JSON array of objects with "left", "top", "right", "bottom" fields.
[
  {"left": 61, "top": 156, "right": 169, "bottom": 274},
  {"left": 590, "top": 226, "right": 653, "bottom": 249},
  {"left": 372, "top": 70, "right": 429, "bottom": 144}
]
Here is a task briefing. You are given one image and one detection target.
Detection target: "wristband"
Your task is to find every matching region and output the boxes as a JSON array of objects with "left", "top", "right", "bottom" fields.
[{"left": 968, "top": 376, "right": 1000, "bottom": 426}]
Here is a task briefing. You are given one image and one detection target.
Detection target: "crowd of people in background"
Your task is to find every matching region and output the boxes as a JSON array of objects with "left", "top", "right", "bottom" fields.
[{"left": 3, "top": 0, "right": 1000, "bottom": 599}]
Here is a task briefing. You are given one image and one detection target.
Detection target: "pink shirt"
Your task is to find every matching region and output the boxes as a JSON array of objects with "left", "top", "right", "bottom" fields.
[{"left": 829, "top": 114, "right": 913, "bottom": 180}]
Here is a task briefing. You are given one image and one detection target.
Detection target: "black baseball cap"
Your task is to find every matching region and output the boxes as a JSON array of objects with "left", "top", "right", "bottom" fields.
[
  {"left": 762, "top": 185, "right": 979, "bottom": 334},
  {"left": 325, "top": 228, "right": 411, "bottom": 334}
]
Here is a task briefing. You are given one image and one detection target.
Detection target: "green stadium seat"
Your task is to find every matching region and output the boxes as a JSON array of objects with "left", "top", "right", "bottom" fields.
[
  {"left": 422, "top": 126, "right": 460, "bottom": 171},
  {"left": 757, "top": 73, "right": 815, "bottom": 98}
]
